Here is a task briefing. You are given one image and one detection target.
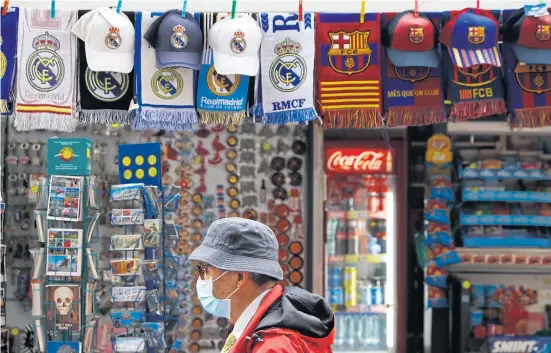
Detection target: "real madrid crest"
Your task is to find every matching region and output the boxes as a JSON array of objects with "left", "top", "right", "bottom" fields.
[
  {"left": 269, "top": 37, "right": 307, "bottom": 92},
  {"left": 0, "top": 36, "right": 6, "bottom": 79},
  {"left": 171, "top": 25, "right": 187, "bottom": 49},
  {"left": 151, "top": 68, "right": 184, "bottom": 99},
  {"left": 85, "top": 68, "right": 129, "bottom": 102},
  {"left": 230, "top": 30, "right": 246, "bottom": 54},
  {"left": 207, "top": 66, "right": 240, "bottom": 96},
  {"left": 105, "top": 27, "right": 122, "bottom": 49},
  {"left": 26, "top": 31, "right": 65, "bottom": 92}
]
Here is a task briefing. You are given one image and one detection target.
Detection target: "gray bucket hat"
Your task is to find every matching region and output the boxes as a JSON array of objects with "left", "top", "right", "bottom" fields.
[{"left": 189, "top": 217, "right": 284, "bottom": 280}]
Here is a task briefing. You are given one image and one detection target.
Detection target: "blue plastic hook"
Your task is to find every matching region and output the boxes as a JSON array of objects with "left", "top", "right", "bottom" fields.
[{"left": 181, "top": 0, "right": 188, "bottom": 17}]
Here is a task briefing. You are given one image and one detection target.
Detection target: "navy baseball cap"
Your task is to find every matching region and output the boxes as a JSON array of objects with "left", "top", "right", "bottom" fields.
[
  {"left": 143, "top": 10, "right": 203, "bottom": 70},
  {"left": 503, "top": 8, "right": 551, "bottom": 65},
  {"left": 383, "top": 10, "right": 439, "bottom": 68},
  {"left": 439, "top": 8, "right": 502, "bottom": 68}
]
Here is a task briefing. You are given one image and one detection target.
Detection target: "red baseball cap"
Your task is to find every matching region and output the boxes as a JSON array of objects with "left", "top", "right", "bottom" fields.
[
  {"left": 503, "top": 8, "right": 551, "bottom": 65},
  {"left": 383, "top": 11, "right": 439, "bottom": 68}
]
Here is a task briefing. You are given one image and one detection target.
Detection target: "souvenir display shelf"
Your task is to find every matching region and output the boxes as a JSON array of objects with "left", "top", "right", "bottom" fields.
[
  {"left": 444, "top": 133, "right": 551, "bottom": 353},
  {"left": 29, "top": 138, "right": 100, "bottom": 353},
  {"left": 323, "top": 142, "right": 398, "bottom": 353}
]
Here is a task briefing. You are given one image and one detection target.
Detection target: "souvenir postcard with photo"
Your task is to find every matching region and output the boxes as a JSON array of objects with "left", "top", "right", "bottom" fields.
[
  {"left": 143, "top": 219, "right": 160, "bottom": 247},
  {"left": 47, "top": 176, "right": 83, "bottom": 221},
  {"left": 111, "top": 286, "right": 147, "bottom": 302},
  {"left": 111, "top": 209, "right": 145, "bottom": 226},
  {"left": 110, "top": 310, "right": 145, "bottom": 328},
  {"left": 110, "top": 234, "right": 143, "bottom": 251},
  {"left": 46, "top": 284, "right": 80, "bottom": 332},
  {"left": 111, "top": 259, "right": 141, "bottom": 276},
  {"left": 46, "top": 228, "right": 82, "bottom": 277}
]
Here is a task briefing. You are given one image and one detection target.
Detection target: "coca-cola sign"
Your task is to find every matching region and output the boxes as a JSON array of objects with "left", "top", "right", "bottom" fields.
[{"left": 325, "top": 148, "right": 394, "bottom": 174}]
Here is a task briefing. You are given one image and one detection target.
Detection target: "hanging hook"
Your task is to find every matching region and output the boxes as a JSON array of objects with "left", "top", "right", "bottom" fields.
[
  {"left": 116, "top": 0, "right": 122, "bottom": 13},
  {"left": 50, "top": 0, "right": 55, "bottom": 18},
  {"left": 298, "top": 0, "right": 303, "bottom": 22},
  {"left": 414, "top": 0, "right": 419, "bottom": 17},
  {"left": 181, "top": 0, "right": 187, "bottom": 17},
  {"left": 2, "top": 0, "right": 9, "bottom": 16},
  {"left": 360, "top": 0, "right": 365, "bottom": 23},
  {"left": 231, "top": 0, "right": 236, "bottom": 19}
]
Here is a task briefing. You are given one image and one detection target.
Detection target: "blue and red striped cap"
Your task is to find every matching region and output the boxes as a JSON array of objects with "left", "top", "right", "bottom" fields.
[
  {"left": 439, "top": 8, "right": 502, "bottom": 68},
  {"left": 383, "top": 10, "right": 439, "bottom": 68}
]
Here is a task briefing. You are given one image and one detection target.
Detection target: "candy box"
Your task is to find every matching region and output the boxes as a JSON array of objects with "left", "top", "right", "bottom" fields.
[
  {"left": 433, "top": 245, "right": 461, "bottom": 268},
  {"left": 425, "top": 262, "right": 447, "bottom": 288},
  {"left": 426, "top": 222, "right": 450, "bottom": 233},
  {"left": 425, "top": 231, "right": 454, "bottom": 247},
  {"left": 47, "top": 138, "right": 92, "bottom": 176},
  {"left": 424, "top": 199, "right": 450, "bottom": 224},
  {"left": 427, "top": 286, "right": 448, "bottom": 308}
]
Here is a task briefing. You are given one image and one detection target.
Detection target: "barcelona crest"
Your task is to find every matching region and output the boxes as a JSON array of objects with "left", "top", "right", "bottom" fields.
[
  {"left": 536, "top": 24, "right": 551, "bottom": 42},
  {"left": 453, "top": 65, "right": 497, "bottom": 87},
  {"left": 327, "top": 30, "right": 372, "bottom": 76},
  {"left": 468, "top": 27, "right": 485, "bottom": 45},
  {"left": 514, "top": 62, "right": 551, "bottom": 94},
  {"left": 394, "top": 66, "right": 430, "bottom": 83},
  {"left": 409, "top": 27, "right": 424, "bottom": 44}
]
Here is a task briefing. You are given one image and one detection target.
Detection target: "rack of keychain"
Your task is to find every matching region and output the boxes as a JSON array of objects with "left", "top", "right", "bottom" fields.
[
  {"left": 108, "top": 180, "right": 182, "bottom": 353},
  {"left": 30, "top": 172, "right": 100, "bottom": 353}
]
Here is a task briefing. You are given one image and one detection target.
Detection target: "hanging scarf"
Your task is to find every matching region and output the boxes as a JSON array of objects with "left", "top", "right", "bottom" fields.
[
  {"left": 197, "top": 13, "right": 249, "bottom": 125},
  {"left": 251, "top": 13, "right": 317, "bottom": 124},
  {"left": 131, "top": 11, "right": 197, "bottom": 130},
  {"left": 443, "top": 50, "right": 506, "bottom": 121},
  {"left": 76, "top": 10, "right": 135, "bottom": 124},
  {"left": 382, "top": 12, "right": 445, "bottom": 127},
  {"left": 316, "top": 13, "right": 383, "bottom": 128},
  {"left": 1, "top": 7, "right": 18, "bottom": 115},
  {"left": 14, "top": 8, "right": 78, "bottom": 132}
]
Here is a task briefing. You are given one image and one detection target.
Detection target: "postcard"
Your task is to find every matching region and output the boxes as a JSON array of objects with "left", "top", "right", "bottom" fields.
[
  {"left": 110, "top": 310, "right": 144, "bottom": 328},
  {"left": 46, "top": 285, "right": 80, "bottom": 332},
  {"left": 47, "top": 341, "right": 81, "bottom": 353},
  {"left": 46, "top": 228, "right": 82, "bottom": 277},
  {"left": 143, "top": 219, "right": 160, "bottom": 248},
  {"left": 110, "top": 183, "right": 143, "bottom": 202},
  {"left": 141, "top": 260, "right": 160, "bottom": 280},
  {"left": 111, "top": 209, "right": 145, "bottom": 226},
  {"left": 47, "top": 175, "right": 83, "bottom": 221},
  {"left": 111, "top": 259, "right": 141, "bottom": 276},
  {"left": 114, "top": 337, "right": 145, "bottom": 353},
  {"left": 111, "top": 286, "right": 147, "bottom": 302},
  {"left": 110, "top": 234, "right": 143, "bottom": 251}
]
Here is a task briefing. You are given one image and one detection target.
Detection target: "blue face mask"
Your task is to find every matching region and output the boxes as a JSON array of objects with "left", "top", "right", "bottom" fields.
[{"left": 196, "top": 271, "right": 239, "bottom": 318}]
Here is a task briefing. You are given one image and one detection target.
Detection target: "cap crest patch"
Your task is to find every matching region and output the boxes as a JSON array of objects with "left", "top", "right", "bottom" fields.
[
  {"left": 171, "top": 25, "right": 188, "bottom": 49},
  {"left": 536, "top": 24, "right": 551, "bottom": 41},
  {"left": 468, "top": 26, "right": 485, "bottom": 45},
  {"left": 230, "top": 30, "right": 247, "bottom": 54},
  {"left": 105, "top": 27, "right": 122, "bottom": 50},
  {"left": 409, "top": 27, "right": 424, "bottom": 44}
]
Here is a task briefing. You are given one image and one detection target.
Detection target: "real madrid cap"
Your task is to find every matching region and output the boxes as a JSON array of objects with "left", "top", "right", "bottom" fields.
[
  {"left": 143, "top": 10, "right": 203, "bottom": 70},
  {"left": 72, "top": 8, "right": 135, "bottom": 73},
  {"left": 503, "top": 8, "right": 551, "bottom": 65},
  {"left": 208, "top": 14, "right": 262, "bottom": 76},
  {"left": 439, "top": 8, "right": 502, "bottom": 68},
  {"left": 383, "top": 10, "right": 439, "bottom": 68}
]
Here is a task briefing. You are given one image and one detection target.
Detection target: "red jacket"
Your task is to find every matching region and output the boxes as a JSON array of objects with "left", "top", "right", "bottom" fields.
[{"left": 229, "top": 285, "right": 335, "bottom": 353}]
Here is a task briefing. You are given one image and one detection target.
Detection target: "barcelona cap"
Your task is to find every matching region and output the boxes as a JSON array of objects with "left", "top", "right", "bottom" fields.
[
  {"left": 503, "top": 8, "right": 551, "bottom": 65},
  {"left": 439, "top": 8, "right": 502, "bottom": 68},
  {"left": 383, "top": 11, "right": 439, "bottom": 68}
]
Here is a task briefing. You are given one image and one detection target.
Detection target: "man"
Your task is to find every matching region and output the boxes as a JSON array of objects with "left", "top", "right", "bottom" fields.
[{"left": 189, "top": 217, "right": 335, "bottom": 353}]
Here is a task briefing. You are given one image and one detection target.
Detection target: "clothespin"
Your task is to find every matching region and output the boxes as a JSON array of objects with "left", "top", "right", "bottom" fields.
[
  {"left": 116, "top": 0, "right": 122, "bottom": 13},
  {"left": 2, "top": 0, "right": 9, "bottom": 16},
  {"left": 476, "top": 0, "right": 480, "bottom": 9},
  {"left": 50, "top": 0, "right": 55, "bottom": 18},
  {"left": 298, "top": 0, "right": 303, "bottom": 22},
  {"left": 181, "top": 0, "right": 188, "bottom": 17},
  {"left": 360, "top": 0, "right": 365, "bottom": 23},
  {"left": 231, "top": 0, "right": 236, "bottom": 19},
  {"left": 414, "top": 0, "right": 419, "bottom": 17}
]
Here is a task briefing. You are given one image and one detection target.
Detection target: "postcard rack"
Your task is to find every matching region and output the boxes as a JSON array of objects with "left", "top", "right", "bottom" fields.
[
  {"left": 30, "top": 137, "right": 100, "bottom": 353},
  {"left": 1, "top": 198, "right": 6, "bottom": 352},
  {"left": 109, "top": 142, "right": 184, "bottom": 353}
]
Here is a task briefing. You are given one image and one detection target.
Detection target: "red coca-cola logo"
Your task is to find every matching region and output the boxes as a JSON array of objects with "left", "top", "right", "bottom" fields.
[{"left": 325, "top": 148, "right": 394, "bottom": 174}]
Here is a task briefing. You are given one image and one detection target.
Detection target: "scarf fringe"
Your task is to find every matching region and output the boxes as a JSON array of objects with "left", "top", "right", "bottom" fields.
[
  {"left": 264, "top": 108, "right": 318, "bottom": 124},
  {"left": 512, "top": 107, "right": 551, "bottom": 128},
  {"left": 139, "top": 107, "right": 198, "bottom": 124},
  {"left": 14, "top": 113, "right": 77, "bottom": 132},
  {"left": 450, "top": 99, "right": 506, "bottom": 122},
  {"left": 79, "top": 110, "right": 130, "bottom": 125},
  {"left": 130, "top": 109, "right": 194, "bottom": 131},
  {"left": 386, "top": 107, "right": 445, "bottom": 127},
  {"left": 323, "top": 109, "right": 383, "bottom": 128},
  {"left": 199, "top": 111, "right": 246, "bottom": 125}
]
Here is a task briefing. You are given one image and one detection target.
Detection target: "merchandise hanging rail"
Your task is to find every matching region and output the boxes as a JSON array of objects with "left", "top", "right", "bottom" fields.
[
  {"left": 7, "top": 0, "right": 541, "bottom": 12},
  {"left": 447, "top": 121, "right": 551, "bottom": 136}
]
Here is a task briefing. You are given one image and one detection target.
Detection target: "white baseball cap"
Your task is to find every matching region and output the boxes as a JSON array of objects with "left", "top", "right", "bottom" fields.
[
  {"left": 208, "top": 14, "right": 262, "bottom": 76},
  {"left": 72, "top": 8, "right": 135, "bottom": 73}
]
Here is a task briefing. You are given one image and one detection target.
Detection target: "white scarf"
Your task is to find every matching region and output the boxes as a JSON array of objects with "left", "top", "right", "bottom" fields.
[
  {"left": 131, "top": 11, "right": 197, "bottom": 130},
  {"left": 14, "top": 8, "right": 78, "bottom": 132},
  {"left": 252, "top": 13, "right": 317, "bottom": 124}
]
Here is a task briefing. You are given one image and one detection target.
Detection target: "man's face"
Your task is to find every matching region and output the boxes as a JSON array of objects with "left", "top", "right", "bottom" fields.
[{"left": 198, "top": 263, "right": 240, "bottom": 300}]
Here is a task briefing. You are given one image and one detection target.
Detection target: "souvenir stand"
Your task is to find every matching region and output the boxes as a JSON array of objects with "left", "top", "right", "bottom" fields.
[{"left": 28, "top": 137, "right": 100, "bottom": 353}]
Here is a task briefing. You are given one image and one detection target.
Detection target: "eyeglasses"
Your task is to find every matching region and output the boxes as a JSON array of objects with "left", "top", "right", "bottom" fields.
[{"left": 196, "top": 264, "right": 210, "bottom": 280}]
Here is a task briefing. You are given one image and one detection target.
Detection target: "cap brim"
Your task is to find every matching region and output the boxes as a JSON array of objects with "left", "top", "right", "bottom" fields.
[
  {"left": 213, "top": 51, "right": 259, "bottom": 76},
  {"left": 512, "top": 43, "right": 551, "bottom": 65},
  {"left": 85, "top": 49, "right": 134, "bottom": 74},
  {"left": 156, "top": 50, "right": 202, "bottom": 70},
  {"left": 447, "top": 47, "right": 502, "bottom": 68},
  {"left": 387, "top": 48, "right": 440, "bottom": 68},
  {"left": 189, "top": 244, "right": 284, "bottom": 280}
]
